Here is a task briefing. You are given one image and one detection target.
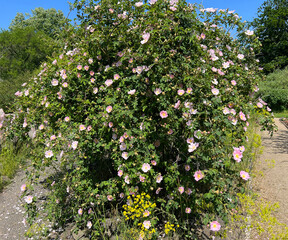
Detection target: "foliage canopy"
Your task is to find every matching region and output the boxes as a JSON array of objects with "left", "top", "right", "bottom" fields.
[
  {"left": 0, "top": 8, "right": 70, "bottom": 111},
  {"left": 0, "top": 27, "right": 58, "bottom": 111},
  {"left": 251, "top": 0, "right": 288, "bottom": 72},
  {"left": 0, "top": 27, "right": 57, "bottom": 79},
  {"left": 9, "top": 7, "right": 68, "bottom": 39}
]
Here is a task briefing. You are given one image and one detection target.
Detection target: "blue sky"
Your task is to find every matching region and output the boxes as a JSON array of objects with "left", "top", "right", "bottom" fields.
[
  {"left": 193, "top": 0, "right": 265, "bottom": 22},
  {"left": 0, "top": 0, "right": 77, "bottom": 30},
  {"left": 0, "top": 0, "right": 265, "bottom": 30}
]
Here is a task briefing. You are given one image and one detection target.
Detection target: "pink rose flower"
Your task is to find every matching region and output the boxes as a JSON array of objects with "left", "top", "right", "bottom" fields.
[
  {"left": 160, "top": 110, "right": 168, "bottom": 118},
  {"left": 239, "top": 111, "right": 246, "bottom": 121},
  {"left": 106, "top": 106, "right": 113, "bottom": 113},
  {"left": 210, "top": 221, "right": 221, "bottom": 231},
  {"left": 141, "top": 32, "right": 150, "bottom": 44},
  {"left": 156, "top": 174, "right": 163, "bottom": 183},
  {"left": 233, "top": 148, "right": 243, "bottom": 162},
  {"left": 194, "top": 170, "right": 204, "bottom": 181},
  {"left": 154, "top": 88, "right": 162, "bottom": 95},
  {"left": 105, "top": 79, "right": 113, "bottom": 87},
  {"left": 122, "top": 152, "right": 129, "bottom": 160},
  {"left": 24, "top": 195, "right": 33, "bottom": 204},
  {"left": 79, "top": 124, "right": 86, "bottom": 131},
  {"left": 21, "top": 184, "right": 26, "bottom": 192},
  {"left": 78, "top": 208, "right": 83, "bottom": 215},
  {"left": 118, "top": 170, "right": 123, "bottom": 177},
  {"left": 178, "top": 186, "right": 184, "bottom": 194},
  {"left": 211, "top": 88, "right": 219, "bottom": 95},
  {"left": 142, "top": 163, "right": 151, "bottom": 173},
  {"left": 177, "top": 89, "right": 185, "bottom": 96},
  {"left": 185, "top": 207, "right": 191, "bottom": 213},
  {"left": 240, "top": 171, "right": 250, "bottom": 180}
]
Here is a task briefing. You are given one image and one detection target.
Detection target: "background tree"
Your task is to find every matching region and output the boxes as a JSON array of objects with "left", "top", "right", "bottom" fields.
[
  {"left": 0, "top": 27, "right": 58, "bottom": 110},
  {"left": 251, "top": 0, "right": 288, "bottom": 73},
  {"left": 0, "top": 27, "right": 57, "bottom": 79},
  {"left": 0, "top": 8, "right": 70, "bottom": 111},
  {"left": 9, "top": 7, "right": 68, "bottom": 39}
]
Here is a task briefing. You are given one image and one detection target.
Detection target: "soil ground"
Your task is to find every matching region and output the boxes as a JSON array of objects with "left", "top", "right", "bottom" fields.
[
  {"left": 253, "top": 118, "right": 288, "bottom": 225},
  {"left": 0, "top": 168, "right": 29, "bottom": 239},
  {"left": 0, "top": 118, "right": 287, "bottom": 239}
]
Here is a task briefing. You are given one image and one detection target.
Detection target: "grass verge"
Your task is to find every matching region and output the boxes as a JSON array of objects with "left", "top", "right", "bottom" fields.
[
  {"left": 228, "top": 113, "right": 288, "bottom": 239},
  {"left": 0, "top": 140, "right": 29, "bottom": 191},
  {"left": 273, "top": 109, "right": 288, "bottom": 118}
]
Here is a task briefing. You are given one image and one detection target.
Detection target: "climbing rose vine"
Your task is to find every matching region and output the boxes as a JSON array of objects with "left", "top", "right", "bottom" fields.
[{"left": 4, "top": 0, "right": 275, "bottom": 239}]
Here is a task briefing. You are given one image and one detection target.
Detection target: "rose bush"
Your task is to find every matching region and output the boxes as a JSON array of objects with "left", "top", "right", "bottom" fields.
[{"left": 3, "top": 0, "right": 275, "bottom": 239}]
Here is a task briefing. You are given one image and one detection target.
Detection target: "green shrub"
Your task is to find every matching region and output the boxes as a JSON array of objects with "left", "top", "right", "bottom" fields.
[
  {"left": 257, "top": 67, "right": 288, "bottom": 111},
  {"left": 3, "top": 0, "right": 275, "bottom": 239},
  {"left": 0, "top": 72, "right": 33, "bottom": 112},
  {"left": 0, "top": 23, "right": 66, "bottom": 111}
]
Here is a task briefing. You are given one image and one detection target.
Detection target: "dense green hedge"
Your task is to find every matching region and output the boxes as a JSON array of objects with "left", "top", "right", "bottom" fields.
[{"left": 257, "top": 67, "right": 288, "bottom": 111}]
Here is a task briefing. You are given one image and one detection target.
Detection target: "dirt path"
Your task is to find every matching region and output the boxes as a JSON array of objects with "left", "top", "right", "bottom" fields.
[
  {"left": 0, "top": 169, "right": 29, "bottom": 239},
  {"left": 254, "top": 118, "right": 288, "bottom": 224},
  {"left": 0, "top": 119, "right": 287, "bottom": 239}
]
